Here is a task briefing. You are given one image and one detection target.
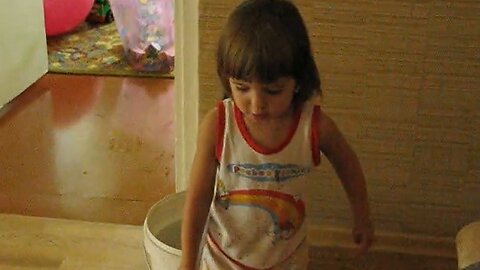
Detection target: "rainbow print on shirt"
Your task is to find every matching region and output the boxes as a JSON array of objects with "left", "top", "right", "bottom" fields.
[{"left": 217, "top": 188, "right": 305, "bottom": 240}]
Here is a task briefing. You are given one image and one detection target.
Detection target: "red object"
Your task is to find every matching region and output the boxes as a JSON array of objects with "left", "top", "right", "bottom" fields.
[{"left": 43, "top": 0, "right": 94, "bottom": 36}]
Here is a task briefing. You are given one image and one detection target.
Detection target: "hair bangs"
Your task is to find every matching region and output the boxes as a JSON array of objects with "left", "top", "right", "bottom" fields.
[{"left": 222, "top": 21, "right": 296, "bottom": 83}]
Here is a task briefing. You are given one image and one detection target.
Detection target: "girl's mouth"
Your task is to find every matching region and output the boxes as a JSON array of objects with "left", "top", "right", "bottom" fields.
[{"left": 252, "top": 113, "right": 267, "bottom": 120}]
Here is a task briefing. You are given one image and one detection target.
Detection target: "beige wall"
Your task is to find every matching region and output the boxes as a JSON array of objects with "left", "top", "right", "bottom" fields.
[
  {"left": 198, "top": 0, "right": 480, "bottom": 238},
  {"left": 0, "top": 0, "right": 48, "bottom": 107}
]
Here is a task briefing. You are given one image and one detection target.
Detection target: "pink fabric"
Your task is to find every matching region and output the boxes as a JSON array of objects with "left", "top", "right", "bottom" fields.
[{"left": 43, "top": 0, "right": 94, "bottom": 36}]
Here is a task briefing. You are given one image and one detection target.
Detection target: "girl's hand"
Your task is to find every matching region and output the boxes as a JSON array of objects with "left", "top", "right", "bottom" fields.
[{"left": 352, "top": 219, "right": 374, "bottom": 257}]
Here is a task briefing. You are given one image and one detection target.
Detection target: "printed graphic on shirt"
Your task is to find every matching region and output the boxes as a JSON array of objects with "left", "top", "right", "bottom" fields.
[
  {"left": 215, "top": 183, "right": 305, "bottom": 240},
  {"left": 227, "top": 163, "right": 310, "bottom": 182}
]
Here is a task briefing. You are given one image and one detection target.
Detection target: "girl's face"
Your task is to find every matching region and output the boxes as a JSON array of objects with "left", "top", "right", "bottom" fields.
[{"left": 229, "top": 76, "right": 296, "bottom": 121}]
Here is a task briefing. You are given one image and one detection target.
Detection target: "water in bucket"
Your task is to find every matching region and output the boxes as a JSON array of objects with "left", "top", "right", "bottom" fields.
[
  {"left": 155, "top": 220, "right": 182, "bottom": 250},
  {"left": 110, "top": 0, "right": 174, "bottom": 73}
]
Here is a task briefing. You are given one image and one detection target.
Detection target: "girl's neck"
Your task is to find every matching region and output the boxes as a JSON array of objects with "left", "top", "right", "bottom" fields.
[
  {"left": 233, "top": 102, "right": 302, "bottom": 154},
  {"left": 244, "top": 106, "right": 296, "bottom": 124}
]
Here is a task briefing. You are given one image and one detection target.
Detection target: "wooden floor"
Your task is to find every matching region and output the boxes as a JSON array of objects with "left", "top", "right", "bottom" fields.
[
  {"left": 0, "top": 214, "right": 148, "bottom": 270},
  {"left": 0, "top": 73, "right": 175, "bottom": 225}
]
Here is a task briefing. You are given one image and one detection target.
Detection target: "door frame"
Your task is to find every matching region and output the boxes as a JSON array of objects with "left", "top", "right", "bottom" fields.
[{"left": 174, "top": 0, "right": 199, "bottom": 192}]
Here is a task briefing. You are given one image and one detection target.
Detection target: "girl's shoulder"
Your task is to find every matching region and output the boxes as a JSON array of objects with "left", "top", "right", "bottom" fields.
[
  {"left": 314, "top": 108, "right": 347, "bottom": 152},
  {"left": 197, "top": 106, "right": 219, "bottom": 150},
  {"left": 203, "top": 104, "right": 225, "bottom": 161},
  {"left": 201, "top": 106, "right": 220, "bottom": 131},
  {"left": 304, "top": 98, "right": 334, "bottom": 138}
]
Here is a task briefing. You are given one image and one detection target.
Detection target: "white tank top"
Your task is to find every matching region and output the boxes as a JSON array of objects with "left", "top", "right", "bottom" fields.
[{"left": 203, "top": 98, "right": 321, "bottom": 269}]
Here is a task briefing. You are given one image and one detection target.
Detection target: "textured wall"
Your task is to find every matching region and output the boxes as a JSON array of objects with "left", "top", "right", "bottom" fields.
[{"left": 199, "top": 0, "right": 480, "bottom": 237}]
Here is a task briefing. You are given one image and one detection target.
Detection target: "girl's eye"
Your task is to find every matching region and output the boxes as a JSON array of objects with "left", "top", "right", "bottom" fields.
[
  {"left": 235, "top": 85, "right": 249, "bottom": 92},
  {"left": 266, "top": 89, "right": 281, "bottom": 95}
]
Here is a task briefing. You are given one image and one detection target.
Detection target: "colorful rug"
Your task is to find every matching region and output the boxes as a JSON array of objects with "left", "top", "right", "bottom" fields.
[{"left": 47, "top": 23, "right": 174, "bottom": 78}]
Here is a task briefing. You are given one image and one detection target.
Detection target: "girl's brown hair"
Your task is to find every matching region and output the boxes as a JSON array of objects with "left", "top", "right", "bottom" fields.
[{"left": 217, "top": 0, "right": 321, "bottom": 104}]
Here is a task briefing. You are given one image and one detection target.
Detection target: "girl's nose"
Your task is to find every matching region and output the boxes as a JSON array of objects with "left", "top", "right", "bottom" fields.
[{"left": 251, "top": 93, "right": 266, "bottom": 114}]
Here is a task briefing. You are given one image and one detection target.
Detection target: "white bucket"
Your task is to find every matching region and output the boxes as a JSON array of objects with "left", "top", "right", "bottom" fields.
[
  {"left": 144, "top": 191, "right": 185, "bottom": 270},
  {"left": 456, "top": 220, "right": 480, "bottom": 270}
]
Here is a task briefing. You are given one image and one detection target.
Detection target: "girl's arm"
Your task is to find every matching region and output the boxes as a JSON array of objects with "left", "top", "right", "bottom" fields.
[
  {"left": 180, "top": 108, "right": 219, "bottom": 269},
  {"left": 317, "top": 112, "right": 374, "bottom": 255}
]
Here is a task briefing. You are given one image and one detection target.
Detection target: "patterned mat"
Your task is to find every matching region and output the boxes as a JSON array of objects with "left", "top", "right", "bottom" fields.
[{"left": 47, "top": 23, "right": 174, "bottom": 78}]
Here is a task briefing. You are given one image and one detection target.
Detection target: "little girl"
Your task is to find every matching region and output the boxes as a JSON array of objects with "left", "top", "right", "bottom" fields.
[{"left": 180, "top": 0, "right": 374, "bottom": 269}]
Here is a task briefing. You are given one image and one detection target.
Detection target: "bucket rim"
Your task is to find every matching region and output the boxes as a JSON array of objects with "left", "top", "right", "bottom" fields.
[
  {"left": 143, "top": 191, "right": 185, "bottom": 256},
  {"left": 456, "top": 220, "right": 480, "bottom": 242}
]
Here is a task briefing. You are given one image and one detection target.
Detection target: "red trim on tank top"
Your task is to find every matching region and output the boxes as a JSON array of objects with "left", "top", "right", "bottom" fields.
[
  {"left": 216, "top": 101, "right": 226, "bottom": 161},
  {"left": 233, "top": 104, "right": 302, "bottom": 155},
  {"left": 311, "top": 105, "right": 321, "bottom": 166}
]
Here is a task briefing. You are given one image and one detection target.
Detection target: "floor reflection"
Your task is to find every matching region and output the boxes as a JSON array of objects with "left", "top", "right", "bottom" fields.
[{"left": 0, "top": 74, "right": 175, "bottom": 225}]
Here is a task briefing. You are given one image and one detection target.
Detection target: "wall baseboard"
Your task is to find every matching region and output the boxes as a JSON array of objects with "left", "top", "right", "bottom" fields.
[{"left": 308, "top": 225, "right": 457, "bottom": 259}]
